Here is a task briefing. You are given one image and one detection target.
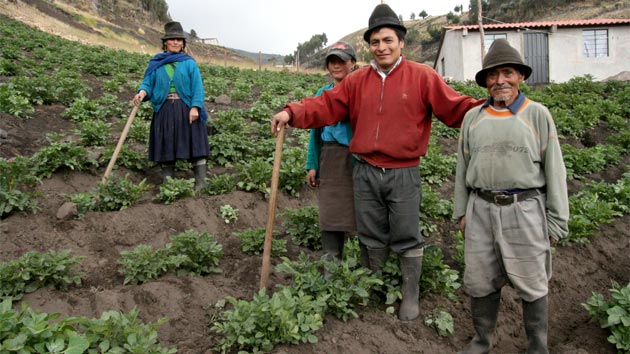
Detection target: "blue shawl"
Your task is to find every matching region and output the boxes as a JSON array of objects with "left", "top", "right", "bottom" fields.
[
  {"left": 142, "top": 52, "right": 208, "bottom": 124},
  {"left": 143, "top": 52, "right": 191, "bottom": 77}
]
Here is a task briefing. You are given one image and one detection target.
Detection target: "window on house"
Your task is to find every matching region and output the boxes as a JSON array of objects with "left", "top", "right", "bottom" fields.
[
  {"left": 484, "top": 33, "right": 507, "bottom": 52},
  {"left": 583, "top": 29, "right": 609, "bottom": 57}
]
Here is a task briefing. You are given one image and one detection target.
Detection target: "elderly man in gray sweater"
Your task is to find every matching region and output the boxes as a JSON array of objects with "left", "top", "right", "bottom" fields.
[{"left": 453, "top": 39, "right": 569, "bottom": 354}]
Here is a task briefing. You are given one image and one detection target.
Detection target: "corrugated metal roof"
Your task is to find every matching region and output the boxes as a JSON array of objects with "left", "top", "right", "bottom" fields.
[{"left": 445, "top": 18, "right": 630, "bottom": 30}]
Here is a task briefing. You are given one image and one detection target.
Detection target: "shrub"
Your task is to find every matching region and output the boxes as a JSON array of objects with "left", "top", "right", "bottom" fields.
[
  {"left": 100, "top": 145, "right": 147, "bottom": 171},
  {"left": 211, "top": 287, "right": 325, "bottom": 354},
  {"left": 154, "top": 177, "right": 195, "bottom": 205},
  {"left": 278, "top": 146, "right": 306, "bottom": 197},
  {"left": 424, "top": 307, "right": 455, "bottom": 337},
  {"left": 583, "top": 282, "right": 630, "bottom": 353},
  {"left": 276, "top": 253, "right": 382, "bottom": 321},
  {"left": 0, "top": 156, "right": 41, "bottom": 218},
  {"left": 0, "top": 250, "right": 84, "bottom": 300},
  {"left": 202, "top": 174, "right": 236, "bottom": 196},
  {"left": 118, "top": 230, "right": 223, "bottom": 284},
  {"left": 94, "top": 174, "right": 151, "bottom": 211},
  {"left": 235, "top": 158, "right": 272, "bottom": 196},
  {"left": 233, "top": 227, "right": 286, "bottom": 256},
  {"left": 74, "top": 119, "right": 112, "bottom": 146},
  {"left": 280, "top": 206, "right": 320, "bottom": 250},
  {"left": 30, "top": 136, "right": 97, "bottom": 178},
  {"left": 218, "top": 204, "right": 239, "bottom": 224}
]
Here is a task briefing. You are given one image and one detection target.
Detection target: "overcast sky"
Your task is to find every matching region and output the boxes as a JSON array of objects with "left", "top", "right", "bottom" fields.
[{"left": 165, "top": 0, "right": 468, "bottom": 55}]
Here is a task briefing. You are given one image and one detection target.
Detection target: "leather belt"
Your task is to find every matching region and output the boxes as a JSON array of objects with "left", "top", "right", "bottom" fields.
[
  {"left": 353, "top": 154, "right": 392, "bottom": 172},
  {"left": 475, "top": 188, "right": 542, "bottom": 206},
  {"left": 166, "top": 93, "right": 180, "bottom": 99}
]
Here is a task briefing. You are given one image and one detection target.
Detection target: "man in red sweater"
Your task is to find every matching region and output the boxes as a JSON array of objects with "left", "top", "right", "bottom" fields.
[{"left": 271, "top": 3, "right": 484, "bottom": 321}]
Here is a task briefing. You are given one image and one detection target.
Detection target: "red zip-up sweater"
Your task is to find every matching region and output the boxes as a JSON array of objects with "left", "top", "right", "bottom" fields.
[{"left": 285, "top": 56, "right": 485, "bottom": 168}]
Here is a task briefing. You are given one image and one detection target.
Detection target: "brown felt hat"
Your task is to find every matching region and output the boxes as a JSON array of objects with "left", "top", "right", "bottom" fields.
[
  {"left": 363, "top": 4, "right": 406, "bottom": 42},
  {"left": 475, "top": 39, "right": 532, "bottom": 87},
  {"left": 162, "top": 21, "right": 187, "bottom": 40}
]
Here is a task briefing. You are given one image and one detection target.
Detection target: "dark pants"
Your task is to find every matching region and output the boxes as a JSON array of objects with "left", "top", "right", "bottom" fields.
[{"left": 353, "top": 162, "right": 423, "bottom": 253}]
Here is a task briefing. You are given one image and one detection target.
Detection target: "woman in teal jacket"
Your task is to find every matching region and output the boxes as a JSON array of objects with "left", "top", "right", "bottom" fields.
[
  {"left": 305, "top": 41, "right": 357, "bottom": 262},
  {"left": 133, "top": 21, "right": 209, "bottom": 190}
]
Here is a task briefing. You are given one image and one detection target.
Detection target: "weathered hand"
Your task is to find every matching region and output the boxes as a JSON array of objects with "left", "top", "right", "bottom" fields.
[
  {"left": 459, "top": 216, "right": 466, "bottom": 236},
  {"left": 189, "top": 107, "right": 199, "bottom": 124},
  {"left": 306, "top": 169, "right": 318, "bottom": 188},
  {"left": 133, "top": 90, "right": 146, "bottom": 106},
  {"left": 271, "top": 111, "right": 290, "bottom": 135}
]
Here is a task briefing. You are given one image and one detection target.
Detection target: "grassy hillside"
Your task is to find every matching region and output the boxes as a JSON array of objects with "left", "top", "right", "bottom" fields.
[{"left": 0, "top": 0, "right": 257, "bottom": 67}]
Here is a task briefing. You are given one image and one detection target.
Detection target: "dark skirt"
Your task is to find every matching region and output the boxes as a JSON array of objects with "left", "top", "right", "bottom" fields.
[
  {"left": 148, "top": 99, "right": 209, "bottom": 163},
  {"left": 318, "top": 142, "right": 356, "bottom": 232}
]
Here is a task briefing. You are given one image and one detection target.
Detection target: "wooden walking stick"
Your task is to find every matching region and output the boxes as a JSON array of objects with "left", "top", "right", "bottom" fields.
[
  {"left": 102, "top": 105, "right": 139, "bottom": 184},
  {"left": 259, "top": 124, "right": 285, "bottom": 290}
]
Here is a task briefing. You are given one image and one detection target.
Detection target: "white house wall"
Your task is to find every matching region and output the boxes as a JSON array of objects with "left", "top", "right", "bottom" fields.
[
  {"left": 437, "top": 25, "right": 629, "bottom": 83},
  {"left": 548, "top": 26, "right": 630, "bottom": 82},
  {"left": 438, "top": 30, "right": 464, "bottom": 80}
]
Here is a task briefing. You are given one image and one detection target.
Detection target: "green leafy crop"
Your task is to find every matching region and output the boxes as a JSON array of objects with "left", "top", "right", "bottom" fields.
[
  {"left": 233, "top": 227, "right": 286, "bottom": 256},
  {"left": 212, "top": 287, "right": 325, "bottom": 354},
  {"left": 280, "top": 206, "right": 320, "bottom": 250},
  {"left": 154, "top": 177, "right": 195, "bottom": 204},
  {"left": 118, "top": 230, "right": 223, "bottom": 284},
  {"left": 583, "top": 282, "right": 630, "bottom": 353},
  {"left": 0, "top": 250, "right": 84, "bottom": 300}
]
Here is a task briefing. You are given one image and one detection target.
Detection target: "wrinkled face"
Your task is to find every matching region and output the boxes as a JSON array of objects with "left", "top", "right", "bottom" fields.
[
  {"left": 369, "top": 27, "right": 404, "bottom": 71},
  {"left": 326, "top": 56, "right": 354, "bottom": 84},
  {"left": 485, "top": 65, "right": 524, "bottom": 108},
  {"left": 164, "top": 38, "right": 184, "bottom": 53}
]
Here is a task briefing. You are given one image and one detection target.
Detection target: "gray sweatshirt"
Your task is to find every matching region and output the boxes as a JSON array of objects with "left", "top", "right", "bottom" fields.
[{"left": 452, "top": 94, "right": 569, "bottom": 240}]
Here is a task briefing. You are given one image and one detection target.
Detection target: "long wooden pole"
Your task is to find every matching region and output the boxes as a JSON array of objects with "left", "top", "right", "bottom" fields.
[
  {"left": 102, "top": 105, "right": 139, "bottom": 184},
  {"left": 259, "top": 124, "right": 285, "bottom": 290},
  {"left": 477, "top": 0, "right": 486, "bottom": 61}
]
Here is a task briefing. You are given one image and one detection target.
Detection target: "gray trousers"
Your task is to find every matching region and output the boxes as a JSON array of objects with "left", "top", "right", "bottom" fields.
[
  {"left": 353, "top": 162, "right": 423, "bottom": 253},
  {"left": 463, "top": 192, "right": 552, "bottom": 302}
]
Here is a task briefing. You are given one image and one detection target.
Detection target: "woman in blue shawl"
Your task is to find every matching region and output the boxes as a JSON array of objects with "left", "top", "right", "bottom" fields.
[{"left": 133, "top": 21, "right": 209, "bottom": 190}]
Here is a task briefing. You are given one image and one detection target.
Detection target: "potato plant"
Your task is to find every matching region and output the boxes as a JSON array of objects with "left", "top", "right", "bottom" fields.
[
  {"left": 583, "top": 282, "right": 630, "bottom": 352},
  {"left": 233, "top": 227, "right": 286, "bottom": 256},
  {"left": 154, "top": 177, "right": 195, "bottom": 205},
  {"left": 211, "top": 287, "right": 325, "bottom": 354},
  {"left": 118, "top": 230, "right": 223, "bottom": 284},
  {"left": 0, "top": 250, "right": 84, "bottom": 300},
  {"left": 280, "top": 206, "right": 320, "bottom": 250}
]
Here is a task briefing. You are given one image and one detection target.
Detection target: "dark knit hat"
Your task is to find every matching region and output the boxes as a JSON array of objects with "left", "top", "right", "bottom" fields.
[
  {"left": 363, "top": 4, "right": 407, "bottom": 42},
  {"left": 162, "top": 21, "right": 187, "bottom": 40},
  {"left": 326, "top": 41, "right": 357, "bottom": 63},
  {"left": 475, "top": 39, "right": 532, "bottom": 87}
]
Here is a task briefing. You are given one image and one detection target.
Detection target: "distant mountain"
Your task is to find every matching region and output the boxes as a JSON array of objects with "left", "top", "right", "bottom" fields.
[{"left": 228, "top": 48, "right": 285, "bottom": 65}]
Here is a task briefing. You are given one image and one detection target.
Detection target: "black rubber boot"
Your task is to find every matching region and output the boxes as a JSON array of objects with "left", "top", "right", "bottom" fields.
[
  {"left": 523, "top": 296, "right": 549, "bottom": 354},
  {"left": 161, "top": 163, "right": 174, "bottom": 184},
  {"left": 193, "top": 160, "right": 207, "bottom": 191},
  {"left": 321, "top": 231, "right": 344, "bottom": 261},
  {"left": 457, "top": 290, "right": 501, "bottom": 354},
  {"left": 366, "top": 247, "right": 389, "bottom": 274},
  {"left": 398, "top": 249, "right": 423, "bottom": 321},
  {"left": 359, "top": 241, "right": 370, "bottom": 269}
]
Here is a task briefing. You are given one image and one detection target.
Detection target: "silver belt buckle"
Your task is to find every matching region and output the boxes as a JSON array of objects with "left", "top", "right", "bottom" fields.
[{"left": 494, "top": 194, "right": 515, "bottom": 205}]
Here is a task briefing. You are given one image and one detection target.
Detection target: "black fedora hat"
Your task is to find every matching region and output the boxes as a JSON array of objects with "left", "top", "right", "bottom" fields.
[
  {"left": 475, "top": 39, "right": 532, "bottom": 87},
  {"left": 363, "top": 4, "right": 406, "bottom": 42},
  {"left": 162, "top": 21, "right": 187, "bottom": 40}
]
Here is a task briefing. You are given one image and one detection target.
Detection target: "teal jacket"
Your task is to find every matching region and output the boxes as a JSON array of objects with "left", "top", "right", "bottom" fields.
[
  {"left": 138, "top": 58, "right": 206, "bottom": 122},
  {"left": 305, "top": 83, "right": 353, "bottom": 175}
]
